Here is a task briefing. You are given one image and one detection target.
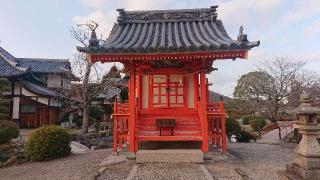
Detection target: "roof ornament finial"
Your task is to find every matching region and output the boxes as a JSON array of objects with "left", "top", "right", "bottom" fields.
[
  {"left": 210, "top": 5, "right": 218, "bottom": 21},
  {"left": 88, "top": 21, "right": 99, "bottom": 51},
  {"left": 117, "top": 8, "right": 126, "bottom": 24},
  {"left": 237, "top": 25, "right": 248, "bottom": 43}
]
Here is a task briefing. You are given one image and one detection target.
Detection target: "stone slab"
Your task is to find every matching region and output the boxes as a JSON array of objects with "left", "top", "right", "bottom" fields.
[
  {"left": 136, "top": 149, "right": 203, "bottom": 163},
  {"left": 99, "top": 154, "right": 127, "bottom": 167}
]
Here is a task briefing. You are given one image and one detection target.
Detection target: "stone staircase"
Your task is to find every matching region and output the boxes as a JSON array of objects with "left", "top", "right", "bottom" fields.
[
  {"left": 136, "top": 149, "right": 204, "bottom": 163},
  {"left": 135, "top": 114, "right": 202, "bottom": 140}
]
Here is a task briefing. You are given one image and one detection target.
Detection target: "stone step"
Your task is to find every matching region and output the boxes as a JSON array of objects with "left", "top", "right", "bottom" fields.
[{"left": 136, "top": 149, "right": 204, "bottom": 163}]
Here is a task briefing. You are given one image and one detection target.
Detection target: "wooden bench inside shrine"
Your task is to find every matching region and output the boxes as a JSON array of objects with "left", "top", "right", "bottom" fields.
[{"left": 77, "top": 6, "right": 260, "bottom": 154}]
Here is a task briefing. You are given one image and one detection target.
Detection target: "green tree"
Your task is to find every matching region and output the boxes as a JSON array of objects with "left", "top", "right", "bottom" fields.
[{"left": 233, "top": 57, "right": 311, "bottom": 122}]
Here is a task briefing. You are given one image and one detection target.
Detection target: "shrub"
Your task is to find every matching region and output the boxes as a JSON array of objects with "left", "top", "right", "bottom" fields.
[
  {"left": 226, "top": 117, "right": 241, "bottom": 140},
  {"left": 24, "top": 125, "right": 71, "bottom": 161},
  {"left": 74, "top": 116, "right": 83, "bottom": 127},
  {"left": 89, "top": 106, "right": 103, "bottom": 121},
  {"left": 0, "top": 121, "right": 19, "bottom": 144},
  {"left": 250, "top": 116, "right": 267, "bottom": 132},
  {"left": 236, "top": 130, "right": 257, "bottom": 142},
  {"left": 242, "top": 115, "right": 256, "bottom": 125}
]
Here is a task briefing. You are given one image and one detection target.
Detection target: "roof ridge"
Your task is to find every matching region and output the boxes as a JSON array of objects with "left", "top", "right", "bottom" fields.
[
  {"left": 122, "top": 7, "right": 216, "bottom": 13},
  {"left": 16, "top": 57, "right": 69, "bottom": 62},
  {"left": 116, "top": 6, "right": 218, "bottom": 24},
  {"left": 0, "top": 46, "right": 16, "bottom": 58}
]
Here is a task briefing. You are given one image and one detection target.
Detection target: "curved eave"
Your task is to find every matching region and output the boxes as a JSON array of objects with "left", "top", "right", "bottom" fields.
[{"left": 88, "top": 49, "right": 249, "bottom": 63}]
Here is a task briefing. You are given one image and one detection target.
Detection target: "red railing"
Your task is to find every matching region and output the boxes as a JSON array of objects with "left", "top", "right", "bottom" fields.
[
  {"left": 207, "top": 101, "right": 227, "bottom": 153},
  {"left": 207, "top": 101, "right": 225, "bottom": 114},
  {"left": 113, "top": 102, "right": 129, "bottom": 152}
]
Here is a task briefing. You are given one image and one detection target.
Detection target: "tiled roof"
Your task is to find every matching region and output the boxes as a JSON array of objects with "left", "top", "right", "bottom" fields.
[
  {"left": 96, "top": 86, "right": 121, "bottom": 99},
  {"left": 21, "top": 80, "right": 63, "bottom": 97},
  {"left": 0, "top": 53, "right": 27, "bottom": 77},
  {"left": 0, "top": 46, "right": 71, "bottom": 77},
  {"left": 78, "top": 6, "right": 259, "bottom": 54},
  {"left": 0, "top": 47, "right": 17, "bottom": 63},
  {"left": 16, "top": 58, "right": 71, "bottom": 74}
]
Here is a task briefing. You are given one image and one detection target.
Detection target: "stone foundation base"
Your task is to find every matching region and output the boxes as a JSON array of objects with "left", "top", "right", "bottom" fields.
[
  {"left": 136, "top": 149, "right": 203, "bottom": 163},
  {"left": 286, "top": 154, "right": 320, "bottom": 180}
]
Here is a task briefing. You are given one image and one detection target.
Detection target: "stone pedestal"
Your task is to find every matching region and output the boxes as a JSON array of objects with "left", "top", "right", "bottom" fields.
[
  {"left": 285, "top": 93, "right": 320, "bottom": 180},
  {"left": 286, "top": 154, "right": 320, "bottom": 180}
]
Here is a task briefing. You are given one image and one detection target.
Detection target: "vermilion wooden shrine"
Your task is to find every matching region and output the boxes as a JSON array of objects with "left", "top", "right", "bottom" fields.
[{"left": 78, "top": 6, "right": 259, "bottom": 153}]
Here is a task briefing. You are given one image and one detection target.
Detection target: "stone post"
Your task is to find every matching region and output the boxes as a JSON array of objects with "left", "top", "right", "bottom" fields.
[{"left": 286, "top": 92, "right": 320, "bottom": 180}]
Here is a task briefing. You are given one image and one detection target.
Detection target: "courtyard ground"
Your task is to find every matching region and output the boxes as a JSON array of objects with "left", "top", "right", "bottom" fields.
[{"left": 0, "top": 143, "right": 295, "bottom": 180}]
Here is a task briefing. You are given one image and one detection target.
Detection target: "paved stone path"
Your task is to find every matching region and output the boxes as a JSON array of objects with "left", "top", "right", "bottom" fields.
[{"left": 257, "top": 127, "right": 291, "bottom": 144}]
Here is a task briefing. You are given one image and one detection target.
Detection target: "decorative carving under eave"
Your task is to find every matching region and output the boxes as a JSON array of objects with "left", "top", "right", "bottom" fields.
[{"left": 150, "top": 60, "right": 184, "bottom": 69}]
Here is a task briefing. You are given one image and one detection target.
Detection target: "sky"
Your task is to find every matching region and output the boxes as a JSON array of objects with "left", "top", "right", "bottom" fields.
[{"left": 0, "top": 0, "right": 319, "bottom": 97}]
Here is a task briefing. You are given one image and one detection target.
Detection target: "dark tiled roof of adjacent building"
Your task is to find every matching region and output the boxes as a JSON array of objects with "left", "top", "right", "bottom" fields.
[
  {"left": 0, "top": 47, "right": 17, "bottom": 63},
  {"left": 78, "top": 6, "right": 259, "bottom": 54},
  {"left": 0, "top": 47, "right": 27, "bottom": 77},
  {"left": 16, "top": 58, "right": 71, "bottom": 74},
  {"left": 0, "top": 46, "right": 71, "bottom": 77},
  {"left": 21, "top": 80, "right": 63, "bottom": 97}
]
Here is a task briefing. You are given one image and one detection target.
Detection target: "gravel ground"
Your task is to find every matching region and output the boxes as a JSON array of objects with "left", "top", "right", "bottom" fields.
[
  {"left": 97, "top": 161, "right": 135, "bottom": 180},
  {"left": 133, "top": 163, "right": 206, "bottom": 180},
  {"left": 0, "top": 143, "right": 295, "bottom": 180},
  {"left": 0, "top": 149, "right": 111, "bottom": 180},
  {"left": 206, "top": 143, "right": 295, "bottom": 180}
]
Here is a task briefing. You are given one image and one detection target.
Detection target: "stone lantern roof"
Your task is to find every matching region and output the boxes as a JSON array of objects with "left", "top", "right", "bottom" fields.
[{"left": 294, "top": 92, "right": 320, "bottom": 115}]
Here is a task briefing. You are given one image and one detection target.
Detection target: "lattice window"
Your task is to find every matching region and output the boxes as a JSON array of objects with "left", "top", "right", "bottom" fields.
[{"left": 152, "top": 74, "right": 184, "bottom": 108}]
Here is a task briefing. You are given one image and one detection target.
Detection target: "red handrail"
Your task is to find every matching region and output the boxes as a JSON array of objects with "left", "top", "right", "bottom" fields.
[
  {"left": 113, "top": 102, "right": 130, "bottom": 152},
  {"left": 207, "top": 101, "right": 227, "bottom": 153}
]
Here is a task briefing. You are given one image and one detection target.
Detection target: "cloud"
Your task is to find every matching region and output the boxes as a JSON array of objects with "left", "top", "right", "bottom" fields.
[
  {"left": 303, "top": 18, "right": 320, "bottom": 38},
  {"left": 72, "top": 10, "right": 117, "bottom": 37},
  {"left": 282, "top": 0, "right": 320, "bottom": 22},
  {"left": 80, "top": 0, "right": 105, "bottom": 9},
  {"left": 124, "top": 0, "right": 177, "bottom": 10},
  {"left": 217, "top": 0, "right": 285, "bottom": 27}
]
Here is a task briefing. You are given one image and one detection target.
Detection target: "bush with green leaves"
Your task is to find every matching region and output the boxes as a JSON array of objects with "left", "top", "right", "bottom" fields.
[
  {"left": 236, "top": 130, "right": 257, "bottom": 142},
  {"left": 0, "top": 121, "right": 19, "bottom": 144},
  {"left": 89, "top": 106, "right": 103, "bottom": 121},
  {"left": 24, "top": 125, "right": 71, "bottom": 161},
  {"left": 242, "top": 115, "right": 256, "bottom": 125},
  {"left": 225, "top": 117, "right": 241, "bottom": 140},
  {"left": 250, "top": 116, "right": 267, "bottom": 132}
]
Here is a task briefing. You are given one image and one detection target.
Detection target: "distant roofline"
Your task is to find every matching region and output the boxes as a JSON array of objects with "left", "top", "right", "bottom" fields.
[{"left": 16, "top": 58, "right": 69, "bottom": 62}]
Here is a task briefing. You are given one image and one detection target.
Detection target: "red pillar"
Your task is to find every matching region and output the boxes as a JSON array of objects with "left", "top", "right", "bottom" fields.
[
  {"left": 200, "top": 71, "right": 209, "bottom": 152},
  {"left": 113, "top": 115, "right": 118, "bottom": 152},
  {"left": 129, "top": 68, "right": 136, "bottom": 152},
  {"left": 194, "top": 73, "right": 199, "bottom": 110}
]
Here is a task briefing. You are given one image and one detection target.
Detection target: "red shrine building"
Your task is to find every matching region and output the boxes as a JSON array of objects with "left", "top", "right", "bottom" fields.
[{"left": 78, "top": 6, "right": 259, "bottom": 153}]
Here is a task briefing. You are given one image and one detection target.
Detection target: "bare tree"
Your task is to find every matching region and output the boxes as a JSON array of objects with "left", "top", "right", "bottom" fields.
[
  {"left": 70, "top": 21, "right": 118, "bottom": 133},
  {"left": 234, "top": 57, "right": 318, "bottom": 122}
]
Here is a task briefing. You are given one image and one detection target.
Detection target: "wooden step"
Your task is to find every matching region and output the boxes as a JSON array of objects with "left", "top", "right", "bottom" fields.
[
  {"left": 136, "top": 130, "right": 202, "bottom": 136},
  {"left": 136, "top": 135, "right": 202, "bottom": 141}
]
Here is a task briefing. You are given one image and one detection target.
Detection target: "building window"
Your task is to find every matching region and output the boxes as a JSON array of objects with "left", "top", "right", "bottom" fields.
[
  {"left": 20, "top": 106, "right": 36, "bottom": 113},
  {"left": 152, "top": 74, "right": 185, "bottom": 108}
]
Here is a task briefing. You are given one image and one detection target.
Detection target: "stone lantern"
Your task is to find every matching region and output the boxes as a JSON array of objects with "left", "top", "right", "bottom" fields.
[{"left": 286, "top": 92, "right": 320, "bottom": 180}]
